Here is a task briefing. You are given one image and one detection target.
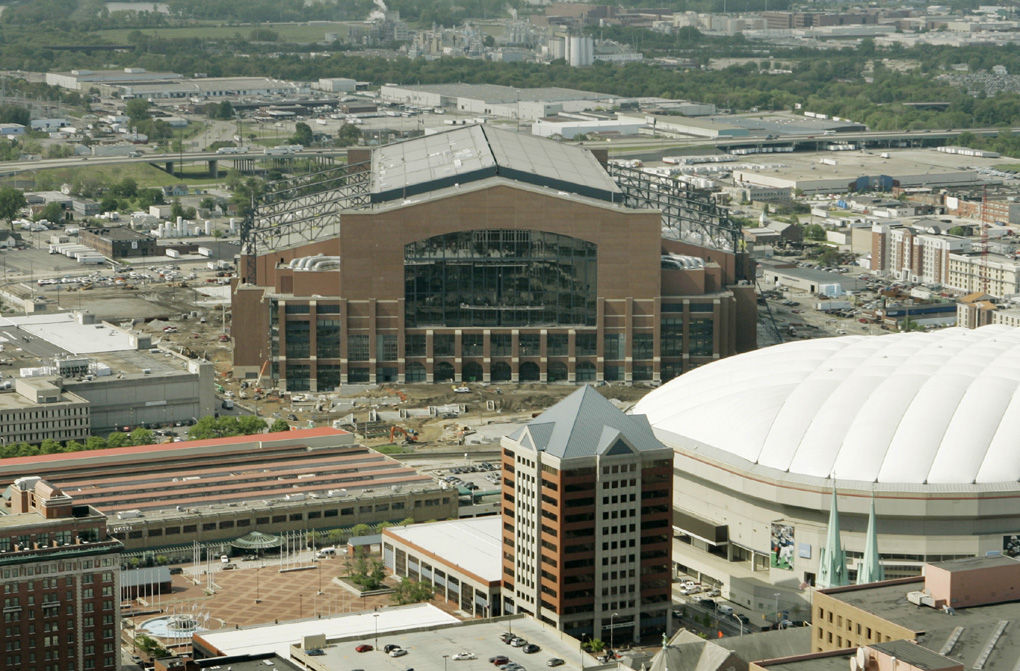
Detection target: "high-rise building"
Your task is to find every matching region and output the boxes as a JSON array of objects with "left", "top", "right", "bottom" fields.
[
  {"left": 500, "top": 386, "right": 673, "bottom": 642},
  {"left": 0, "top": 476, "right": 122, "bottom": 671}
]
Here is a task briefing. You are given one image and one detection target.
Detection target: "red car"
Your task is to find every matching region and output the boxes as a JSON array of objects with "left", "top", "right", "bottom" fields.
[{"left": 356, "top": 645, "right": 374, "bottom": 653}]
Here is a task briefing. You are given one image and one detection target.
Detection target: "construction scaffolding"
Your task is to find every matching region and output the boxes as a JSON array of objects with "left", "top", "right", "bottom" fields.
[
  {"left": 240, "top": 161, "right": 372, "bottom": 282},
  {"left": 607, "top": 163, "right": 741, "bottom": 253}
]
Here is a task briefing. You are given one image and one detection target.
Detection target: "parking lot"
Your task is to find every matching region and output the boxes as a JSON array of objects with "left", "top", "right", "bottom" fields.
[
  {"left": 294, "top": 616, "right": 595, "bottom": 671},
  {"left": 434, "top": 461, "right": 502, "bottom": 494}
]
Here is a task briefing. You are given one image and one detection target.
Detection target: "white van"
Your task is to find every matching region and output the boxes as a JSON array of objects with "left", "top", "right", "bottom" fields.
[
  {"left": 315, "top": 547, "right": 337, "bottom": 559},
  {"left": 716, "top": 604, "right": 734, "bottom": 616}
]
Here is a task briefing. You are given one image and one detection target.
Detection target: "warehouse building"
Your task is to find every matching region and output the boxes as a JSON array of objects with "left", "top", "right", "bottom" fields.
[
  {"left": 379, "top": 83, "right": 621, "bottom": 121},
  {"left": 632, "top": 325, "right": 1020, "bottom": 617},
  {"left": 233, "top": 125, "right": 757, "bottom": 390},
  {"left": 0, "top": 428, "right": 456, "bottom": 551}
]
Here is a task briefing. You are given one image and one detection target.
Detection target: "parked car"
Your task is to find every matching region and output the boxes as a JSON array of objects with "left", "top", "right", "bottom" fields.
[
  {"left": 510, "top": 638, "right": 528, "bottom": 648},
  {"left": 523, "top": 645, "right": 540, "bottom": 654},
  {"left": 384, "top": 645, "right": 401, "bottom": 653},
  {"left": 390, "top": 648, "right": 408, "bottom": 658},
  {"left": 356, "top": 645, "right": 373, "bottom": 653},
  {"left": 698, "top": 598, "right": 716, "bottom": 609},
  {"left": 452, "top": 652, "right": 476, "bottom": 661},
  {"left": 490, "top": 656, "right": 509, "bottom": 665},
  {"left": 547, "top": 659, "right": 565, "bottom": 667}
]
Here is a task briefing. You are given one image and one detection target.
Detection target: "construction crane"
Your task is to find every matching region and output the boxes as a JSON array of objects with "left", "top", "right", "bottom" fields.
[{"left": 980, "top": 185, "right": 990, "bottom": 294}]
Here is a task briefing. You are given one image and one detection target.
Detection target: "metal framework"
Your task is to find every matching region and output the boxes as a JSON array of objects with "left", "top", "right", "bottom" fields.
[
  {"left": 240, "top": 161, "right": 372, "bottom": 281},
  {"left": 608, "top": 163, "right": 741, "bottom": 253}
]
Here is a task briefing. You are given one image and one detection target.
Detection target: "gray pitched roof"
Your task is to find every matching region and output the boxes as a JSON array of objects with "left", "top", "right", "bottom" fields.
[
  {"left": 516, "top": 386, "right": 665, "bottom": 460},
  {"left": 370, "top": 124, "right": 621, "bottom": 205}
]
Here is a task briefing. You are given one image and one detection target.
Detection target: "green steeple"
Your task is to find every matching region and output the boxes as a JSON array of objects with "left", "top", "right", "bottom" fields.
[
  {"left": 857, "top": 496, "right": 884, "bottom": 585},
  {"left": 817, "top": 486, "right": 848, "bottom": 588}
]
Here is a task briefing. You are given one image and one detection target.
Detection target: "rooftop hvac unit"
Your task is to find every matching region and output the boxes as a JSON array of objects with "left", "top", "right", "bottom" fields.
[{"left": 907, "top": 590, "right": 935, "bottom": 607}]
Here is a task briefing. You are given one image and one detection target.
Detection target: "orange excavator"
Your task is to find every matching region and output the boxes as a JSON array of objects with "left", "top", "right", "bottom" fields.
[{"left": 389, "top": 426, "right": 419, "bottom": 444}]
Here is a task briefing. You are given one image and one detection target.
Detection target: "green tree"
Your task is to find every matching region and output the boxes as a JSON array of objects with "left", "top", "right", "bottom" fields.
[
  {"left": 351, "top": 523, "right": 371, "bottom": 538},
  {"left": 125, "top": 98, "right": 151, "bottom": 123},
  {"left": 100, "top": 195, "right": 120, "bottom": 213},
  {"left": 269, "top": 418, "right": 291, "bottom": 433},
  {"left": 136, "top": 188, "right": 164, "bottom": 208},
  {"left": 0, "top": 105, "right": 29, "bottom": 126},
  {"left": 582, "top": 639, "right": 606, "bottom": 654},
  {"left": 65, "top": 440, "right": 84, "bottom": 452},
  {"left": 236, "top": 415, "right": 267, "bottom": 435},
  {"left": 802, "top": 223, "right": 826, "bottom": 241},
  {"left": 170, "top": 200, "right": 185, "bottom": 220},
  {"left": 134, "top": 633, "right": 168, "bottom": 659},
  {"left": 290, "top": 121, "right": 313, "bottom": 146},
  {"left": 334, "top": 123, "right": 361, "bottom": 147},
  {"left": 113, "top": 177, "right": 137, "bottom": 198},
  {"left": 39, "top": 439, "right": 62, "bottom": 454},
  {"left": 106, "top": 431, "right": 130, "bottom": 448},
  {"left": 129, "top": 427, "right": 155, "bottom": 445},
  {"left": 85, "top": 436, "right": 107, "bottom": 451},
  {"left": 346, "top": 555, "right": 386, "bottom": 589},
  {"left": 207, "top": 100, "right": 234, "bottom": 120},
  {"left": 35, "top": 201, "right": 65, "bottom": 223},
  {"left": 391, "top": 577, "right": 434, "bottom": 605},
  {"left": 948, "top": 225, "right": 968, "bottom": 236},
  {"left": 0, "top": 186, "right": 26, "bottom": 230}
]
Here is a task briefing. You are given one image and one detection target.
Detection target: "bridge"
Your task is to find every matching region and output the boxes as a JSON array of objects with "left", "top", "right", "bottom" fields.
[{"left": 0, "top": 148, "right": 350, "bottom": 178}]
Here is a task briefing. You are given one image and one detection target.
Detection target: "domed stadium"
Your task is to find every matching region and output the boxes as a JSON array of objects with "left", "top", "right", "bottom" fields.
[{"left": 632, "top": 326, "right": 1020, "bottom": 614}]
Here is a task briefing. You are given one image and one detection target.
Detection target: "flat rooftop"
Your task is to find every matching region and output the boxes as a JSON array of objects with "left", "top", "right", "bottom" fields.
[
  {"left": 383, "top": 517, "right": 502, "bottom": 584},
  {"left": 723, "top": 147, "right": 1018, "bottom": 183},
  {"left": 290, "top": 615, "right": 595, "bottom": 671},
  {"left": 195, "top": 603, "right": 460, "bottom": 657},
  {"left": 822, "top": 579, "right": 1020, "bottom": 669},
  {"left": 391, "top": 83, "right": 615, "bottom": 105},
  {"left": 0, "top": 312, "right": 136, "bottom": 354},
  {"left": 928, "top": 555, "right": 1020, "bottom": 572}
]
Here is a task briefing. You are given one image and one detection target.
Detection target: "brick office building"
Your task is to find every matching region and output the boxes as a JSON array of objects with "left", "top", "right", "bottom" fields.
[
  {"left": 232, "top": 125, "right": 757, "bottom": 390},
  {"left": 0, "top": 476, "right": 122, "bottom": 671},
  {"left": 500, "top": 386, "right": 673, "bottom": 642},
  {"left": 79, "top": 226, "right": 157, "bottom": 259}
]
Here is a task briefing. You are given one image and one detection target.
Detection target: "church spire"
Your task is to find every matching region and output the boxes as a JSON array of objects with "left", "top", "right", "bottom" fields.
[
  {"left": 817, "top": 486, "right": 848, "bottom": 588},
  {"left": 857, "top": 495, "right": 884, "bottom": 585}
]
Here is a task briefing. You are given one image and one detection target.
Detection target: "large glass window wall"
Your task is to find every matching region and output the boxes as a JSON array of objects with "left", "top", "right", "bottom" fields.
[{"left": 405, "top": 230, "right": 597, "bottom": 328}]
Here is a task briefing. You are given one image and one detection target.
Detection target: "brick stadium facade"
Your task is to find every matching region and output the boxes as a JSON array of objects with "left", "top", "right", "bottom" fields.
[{"left": 233, "top": 126, "right": 757, "bottom": 391}]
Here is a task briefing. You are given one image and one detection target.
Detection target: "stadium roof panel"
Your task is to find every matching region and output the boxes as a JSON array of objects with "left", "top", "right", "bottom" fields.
[
  {"left": 370, "top": 125, "right": 621, "bottom": 205},
  {"left": 633, "top": 325, "right": 1020, "bottom": 486}
]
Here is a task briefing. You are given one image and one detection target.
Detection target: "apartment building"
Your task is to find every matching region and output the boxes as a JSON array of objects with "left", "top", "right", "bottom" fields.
[
  {"left": 946, "top": 252, "right": 1020, "bottom": 297},
  {"left": 500, "top": 386, "right": 672, "bottom": 643},
  {"left": 0, "top": 476, "right": 122, "bottom": 671},
  {"left": 869, "top": 224, "right": 966, "bottom": 284}
]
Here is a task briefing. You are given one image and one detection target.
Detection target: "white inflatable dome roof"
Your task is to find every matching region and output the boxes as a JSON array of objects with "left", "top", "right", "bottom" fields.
[{"left": 633, "top": 326, "right": 1020, "bottom": 485}]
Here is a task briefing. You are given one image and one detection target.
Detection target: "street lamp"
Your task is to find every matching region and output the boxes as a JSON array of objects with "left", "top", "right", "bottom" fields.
[
  {"left": 373, "top": 612, "right": 380, "bottom": 649},
  {"left": 730, "top": 613, "right": 743, "bottom": 637},
  {"left": 609, "top": 612, "right": 619, "bottom": 661},
  {"left": 773, "top": 592, "right": 781, "bottom": 625},
  {"left": 443, "top": 654, "right": 449, "bottom": 671}
]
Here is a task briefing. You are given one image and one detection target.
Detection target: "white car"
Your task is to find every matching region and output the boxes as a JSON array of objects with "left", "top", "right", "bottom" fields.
[
  {"left": 390, "top": 648, "right": 408, "bottom": 657},
  {"left": 452, "top": 652, "right": 476, "bottom": 661}
]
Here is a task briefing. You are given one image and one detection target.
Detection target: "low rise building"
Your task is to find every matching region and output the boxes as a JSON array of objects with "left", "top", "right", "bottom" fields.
[
  {"left": 79, "top": 226, "right": 157, "bottom": 258},
  {"left": 0, "top": 376, "right": 90, "bottom": 445},
  {"left": 0, "top": 476, "right": 123, "bottom": 671},
  {"left": 0, "top": 428, "right": 457, "bottom": 552},
  {"left": 812, "top": 556, "right": 1020, "bottom": 662},
  {"left": 382, "top": 517, "right": 502, "bottom": 617}
]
